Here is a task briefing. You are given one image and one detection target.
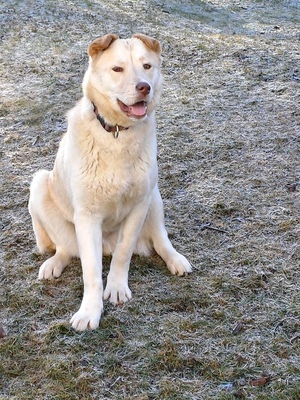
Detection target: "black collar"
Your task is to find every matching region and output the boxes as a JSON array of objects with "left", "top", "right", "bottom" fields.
[{"left": 92, "top": 102, "right": 128, "bottom": 138}]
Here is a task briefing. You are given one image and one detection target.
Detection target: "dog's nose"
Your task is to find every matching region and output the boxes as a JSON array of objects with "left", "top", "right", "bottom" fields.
[{"left": 136, "top": 82, "right": 151, "bottom": 96}]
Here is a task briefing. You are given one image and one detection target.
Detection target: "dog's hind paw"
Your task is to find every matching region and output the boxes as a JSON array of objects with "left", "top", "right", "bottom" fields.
[
  {"left": 38, "top": 256, "right": 66, "bottom": 280},
  {"left": 166, "top": 253, "right": 192, "bottom": 276}
]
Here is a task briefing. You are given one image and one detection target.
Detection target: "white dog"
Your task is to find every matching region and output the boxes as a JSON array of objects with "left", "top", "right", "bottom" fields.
[{"left": 29, "top": 34, "right": 192, "bottom": 331}]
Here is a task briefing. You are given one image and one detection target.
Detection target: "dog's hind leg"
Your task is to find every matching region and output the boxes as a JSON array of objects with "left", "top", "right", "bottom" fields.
[
  {"left": 31, "top": 215, "right": 56, "bottom": 254},
  {"left": 140, "top": 185, "right": 192, "bottom": 276},
  {"left": 29, "top": 169, "right": 78, "bottom": 279}
]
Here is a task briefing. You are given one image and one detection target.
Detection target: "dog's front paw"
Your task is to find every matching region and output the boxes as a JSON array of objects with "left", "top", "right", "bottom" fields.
[
  {"left": 167, "top": 253, "right": 192, "bottom": 276},
  {"left": 104, "top": 280, "right": 132, "bottom": 305},
  {"left": 70, "top": 303, "right": 103, "bottom": 331}
]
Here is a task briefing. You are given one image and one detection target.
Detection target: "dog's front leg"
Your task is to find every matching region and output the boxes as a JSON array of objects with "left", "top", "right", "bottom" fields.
[
  {"left": 70, "top": 214, "right": 103, "bottom": 331},
  {"left": 104, "top": 198, "right": 151, "bottom": 305}
]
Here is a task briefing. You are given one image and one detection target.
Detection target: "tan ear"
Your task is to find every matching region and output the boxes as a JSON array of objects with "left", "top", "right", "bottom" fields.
[
  {"left": 132, "top": 34, "right": 162, "bottom": 54},
  {"left": 88, "top": 34, "right": 119, "bottom": 58}
]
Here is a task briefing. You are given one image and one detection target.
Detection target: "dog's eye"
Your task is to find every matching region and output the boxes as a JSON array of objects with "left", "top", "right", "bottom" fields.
[
  {"left": 112, "top": 66, "right": 123, "bottom": 72},
  {"left": 143, "top": 63, "right": 151, "bottom": 70}
]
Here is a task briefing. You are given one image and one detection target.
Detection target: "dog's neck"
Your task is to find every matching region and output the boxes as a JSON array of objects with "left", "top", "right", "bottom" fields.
[{"left": 92, "top": 102, "right": 128, "bottom": 138}]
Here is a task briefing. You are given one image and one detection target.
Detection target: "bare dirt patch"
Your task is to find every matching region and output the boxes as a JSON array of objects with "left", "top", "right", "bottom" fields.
[{"left": 1, "top": 0, "right": 300, "bottom": 399}]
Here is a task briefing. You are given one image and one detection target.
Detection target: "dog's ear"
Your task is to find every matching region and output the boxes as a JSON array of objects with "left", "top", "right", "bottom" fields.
[
  {"left": 88, "top": 34, "right": 119, "bottom": 58},
  {"left": 132, "top": 34, "right": 162, "bottom": 54}
]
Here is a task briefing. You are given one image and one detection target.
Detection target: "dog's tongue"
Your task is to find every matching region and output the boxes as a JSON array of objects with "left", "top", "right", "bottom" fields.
[
  {"left": 128, "top": 101, "right": 147, "bottom": 117},
  {"left": 118, "top": 100, "right": 147, "bottom": 118}
]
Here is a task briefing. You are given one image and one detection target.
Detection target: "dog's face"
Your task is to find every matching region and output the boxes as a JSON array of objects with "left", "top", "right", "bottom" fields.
[{"left": 83, "top": 34, "right": 163, "bottom": 127}]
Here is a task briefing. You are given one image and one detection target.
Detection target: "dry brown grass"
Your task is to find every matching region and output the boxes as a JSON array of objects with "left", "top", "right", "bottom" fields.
[{"left": 1, "top": 0, "right": 300, "bottom": 399}]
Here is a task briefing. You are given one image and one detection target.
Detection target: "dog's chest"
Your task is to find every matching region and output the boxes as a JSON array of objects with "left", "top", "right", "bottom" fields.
[{"left": 77, "top": 139, "right": 156, "bottom": 211}]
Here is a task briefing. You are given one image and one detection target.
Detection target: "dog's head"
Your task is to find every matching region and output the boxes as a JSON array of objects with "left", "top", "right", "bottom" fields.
[{"left": 83, "top": 34, "right": 163, "bottom": 127}]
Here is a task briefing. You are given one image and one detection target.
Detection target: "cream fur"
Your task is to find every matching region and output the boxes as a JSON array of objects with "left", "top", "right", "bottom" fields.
[{"left": 29, "top": 34, "right": 191, "bottom": 331}]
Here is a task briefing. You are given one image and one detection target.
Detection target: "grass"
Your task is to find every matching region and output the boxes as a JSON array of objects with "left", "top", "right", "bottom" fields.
[{"left": 1, "top": 0, "right": 300, "bottom": 399}]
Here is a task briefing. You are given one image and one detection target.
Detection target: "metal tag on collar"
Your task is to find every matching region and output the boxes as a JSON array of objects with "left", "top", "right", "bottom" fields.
[{"left": 113, "top": 125, "right": 120, "bottom": 139}]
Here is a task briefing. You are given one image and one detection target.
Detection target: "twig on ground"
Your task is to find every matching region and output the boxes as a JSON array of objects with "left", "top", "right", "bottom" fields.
[
  {"left": 199, "top": 222, "right": 229, "bottom": 234},
  {"left": 290, "top": 334, "right": 300, "bottom": 343}
]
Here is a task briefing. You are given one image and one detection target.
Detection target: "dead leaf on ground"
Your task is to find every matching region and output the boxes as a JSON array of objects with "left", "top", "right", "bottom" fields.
[
  {"left": 0, "top": 326, "right": 7, "bottom": 338},
  {"left": 249, "top": 375, "right": 271, "bottom": 386},
  {"left": 232, "top": 321, "right": 244, "bottom": 335},
  {"left": 286, "top": 183, "right": 297, "bottom": 192},
  {"left": 42, "top": 287, "right": 56, "bottom": 297}
]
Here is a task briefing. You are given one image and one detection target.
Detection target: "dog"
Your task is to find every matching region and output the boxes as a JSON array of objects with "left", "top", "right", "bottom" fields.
[{"left": 28, "top": 34, "right": 192, "bottom": 331}]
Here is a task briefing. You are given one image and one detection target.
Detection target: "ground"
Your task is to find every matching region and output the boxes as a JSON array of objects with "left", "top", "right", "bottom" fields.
[{"left": 1, "top": 0, "right": 300, "bottom": 399}]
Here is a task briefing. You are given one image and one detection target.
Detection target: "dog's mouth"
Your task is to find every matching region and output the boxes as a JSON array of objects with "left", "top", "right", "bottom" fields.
[{"left": 117, "top": 100, "right": 148, "bottom": 119}]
